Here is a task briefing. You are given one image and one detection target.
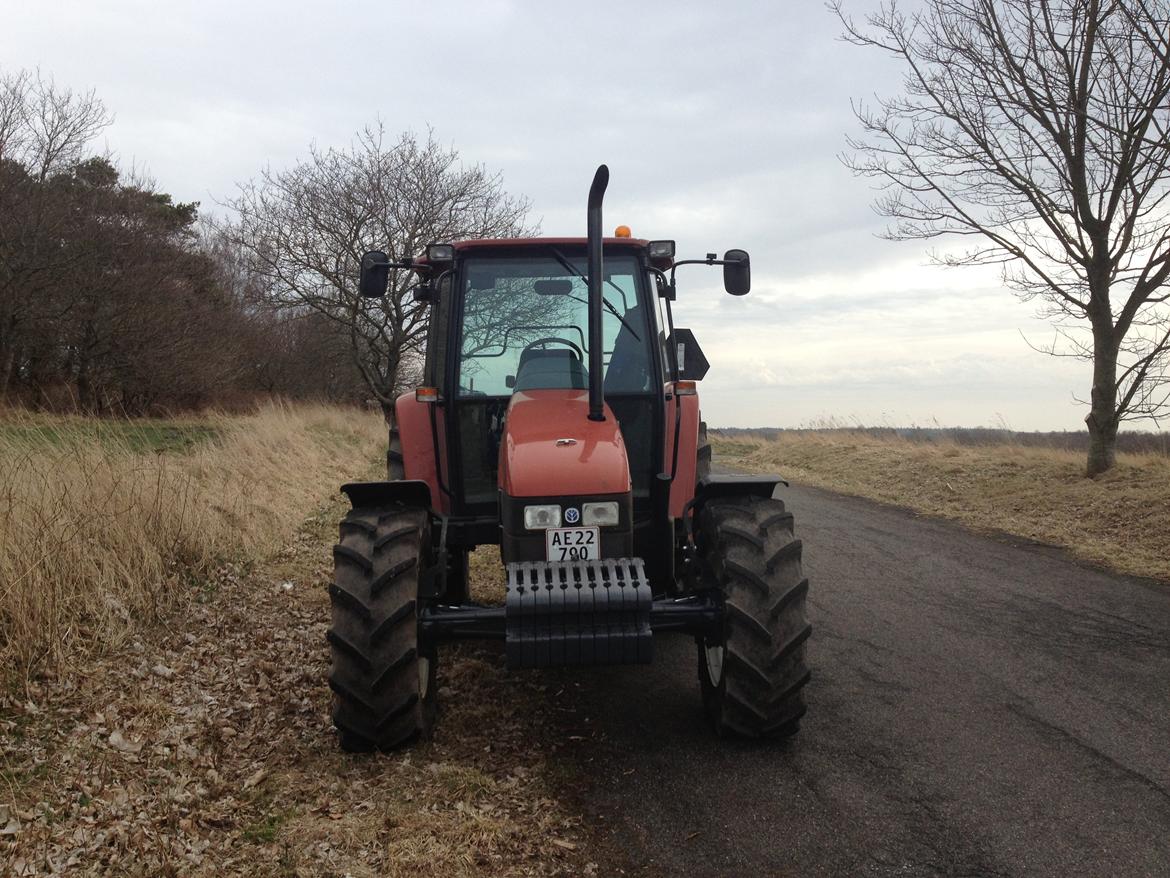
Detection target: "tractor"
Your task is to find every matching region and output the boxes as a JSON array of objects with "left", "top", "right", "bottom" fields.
[{"left": 329, "top": 165, "right": 811, "bottom": 751}]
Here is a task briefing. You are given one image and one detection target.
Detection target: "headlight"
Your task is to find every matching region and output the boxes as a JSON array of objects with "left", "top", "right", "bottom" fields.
[
  {"left": 582, "top": 501, "right": 619, "bottom": 527},
  {"left": 523, "top": 504, "right": 562, "bottom": 530}
]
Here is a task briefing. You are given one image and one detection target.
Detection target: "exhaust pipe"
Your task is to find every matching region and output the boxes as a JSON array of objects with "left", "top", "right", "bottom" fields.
[{"left": 587, "top": 164, "right": 609, "bottom": 422}]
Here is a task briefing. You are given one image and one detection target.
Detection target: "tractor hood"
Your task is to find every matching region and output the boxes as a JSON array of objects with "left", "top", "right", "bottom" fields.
[{"left": 499, "top": 389, "right": 631, "bottom": 498}]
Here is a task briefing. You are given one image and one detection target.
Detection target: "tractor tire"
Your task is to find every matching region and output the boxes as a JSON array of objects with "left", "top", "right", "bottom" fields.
[
  {"left": 328, "top": 505, "right": 436, "bottom": 752},
  {"left": 696, "top": 420, "right": 712, "bottom": 482},
  {"left": 696, "top": 494, "right": 811, "bottom": 739},
  {"left": 387, "top": 410, "right": 405, "bottom": 480}
]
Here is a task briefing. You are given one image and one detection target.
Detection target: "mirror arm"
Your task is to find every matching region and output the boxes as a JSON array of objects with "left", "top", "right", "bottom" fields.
[
  {"left": 367, "top": 255, "right": 421, "bottom": 273},
  {"left": 368, "top": 254, "right": 448, "bottom": 276},
  {"left": 672, "top": 257, "right": 739, "bottom": 270},
  {"left": 670, "top": 256, "right": 740, "bottom": 284},
  {"left": 668, "top": 256, "right": 744, "bottom": 292}
]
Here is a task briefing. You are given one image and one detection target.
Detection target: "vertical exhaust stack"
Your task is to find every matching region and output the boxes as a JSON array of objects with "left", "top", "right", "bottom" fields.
[{"left": 586, "top": 164, "right": 609, "bottom": 422}]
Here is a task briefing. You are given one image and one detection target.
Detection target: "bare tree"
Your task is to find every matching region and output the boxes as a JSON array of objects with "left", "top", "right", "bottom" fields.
[
  {"left": 225, "top": 125, "right": 533, "bottom": 415},
  {"left": 0, "top": 67, "right": 386, "bottom": 413},
  {"left": 0, "top": 68, "right": 112, "bottom": 397},
  {"left": 835, "top": 0, "right": 1170, "bottom": 475}
]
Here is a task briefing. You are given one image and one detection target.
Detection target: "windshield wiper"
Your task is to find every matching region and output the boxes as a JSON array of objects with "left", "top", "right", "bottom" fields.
[{"left": 547, "top": 246, "right": 641, "bottom": 341}]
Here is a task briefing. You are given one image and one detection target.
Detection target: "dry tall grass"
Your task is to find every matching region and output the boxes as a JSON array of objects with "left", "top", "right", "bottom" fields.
[
  {"left": 714, "top": 430, "right": 1170, "bottom": 582},
  {"left": 0, "top": 403, "right": 385, "bottom": 683}
]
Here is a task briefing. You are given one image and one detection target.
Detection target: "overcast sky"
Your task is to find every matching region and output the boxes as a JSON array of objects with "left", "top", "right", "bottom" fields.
[{"left": 2, "top": 0, "right": 1093, "bottom": 430}]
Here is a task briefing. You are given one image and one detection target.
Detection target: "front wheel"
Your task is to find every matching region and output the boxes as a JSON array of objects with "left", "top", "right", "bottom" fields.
[
  {"left": 697, "top": 495, "right": 811, "bottom": 738},
  {"left": 328, "top": 505, "right": 436, "bottom": 751}
]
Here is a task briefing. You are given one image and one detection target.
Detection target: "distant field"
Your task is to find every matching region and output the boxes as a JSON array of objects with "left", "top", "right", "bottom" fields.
[
  {"left": 717, "top": 424, "right": 1170, "bottom": 456},
  {"left": 0, "top": 403, "right": 385, "bottom": 683},
  {"left": 714, "top": 430, "right": 1170, "bottom": 583}
]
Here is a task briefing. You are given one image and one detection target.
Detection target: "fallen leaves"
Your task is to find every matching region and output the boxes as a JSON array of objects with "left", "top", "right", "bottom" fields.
[
  {"left": 0, "top": 804, "right": 20, "bottom": 837},
  {"left": 107, "top": 729, "right": 143, "bottom": 753},
  {"left": 242, "top": 769, "right": 267, "bottom": 790},
  {"left": 1, "top": 495, "right": 593, "bottom": 877}
]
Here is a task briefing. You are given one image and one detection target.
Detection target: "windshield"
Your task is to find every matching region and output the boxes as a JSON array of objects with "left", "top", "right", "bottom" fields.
[{"left": 457, "top": 253, "right": 654, "bottom": 397}]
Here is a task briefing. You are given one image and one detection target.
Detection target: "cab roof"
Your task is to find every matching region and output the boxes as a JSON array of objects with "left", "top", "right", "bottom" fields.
[{"left": 451, "top": 236, "right": 649, "bottom": 250}]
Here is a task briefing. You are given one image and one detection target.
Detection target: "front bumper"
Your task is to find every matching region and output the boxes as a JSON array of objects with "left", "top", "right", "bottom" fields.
[
  {"left": 506, "top": 557, "right": 652, "bottom": 668},
  {"left": 417, "top": 557, "right": 722, "bottom": 670}
]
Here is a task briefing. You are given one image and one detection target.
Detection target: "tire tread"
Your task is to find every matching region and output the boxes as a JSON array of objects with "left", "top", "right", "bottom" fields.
[
  {"left": 328, "top": 506, "right": 433, "bottom": 752},
  {"left": 698, "top": 495, "right": 811, "bottom": 740}
]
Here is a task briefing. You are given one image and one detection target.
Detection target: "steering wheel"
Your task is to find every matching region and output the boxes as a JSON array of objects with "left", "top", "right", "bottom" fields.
[{"left": 520, "top": 337, "right": 585, "bottom": 361}]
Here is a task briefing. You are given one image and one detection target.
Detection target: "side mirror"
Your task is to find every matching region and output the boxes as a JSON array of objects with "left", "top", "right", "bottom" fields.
[
  {"left": 359, "top": 250, "right": 391, "bottom": 298},
  {"left": 722, "top": 249, "right": 750, "bottom": 296}
]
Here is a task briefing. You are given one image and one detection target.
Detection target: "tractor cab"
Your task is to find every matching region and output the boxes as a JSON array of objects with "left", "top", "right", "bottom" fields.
[
  {"left": 434, "top": 240, "right": 665, "bottom": 550},
  {"left": 329, "top": 167, "right": 811, "bottom": 752}
]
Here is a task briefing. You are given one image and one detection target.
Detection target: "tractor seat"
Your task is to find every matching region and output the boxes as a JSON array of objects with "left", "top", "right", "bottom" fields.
[{"left": 513, "top": 349, "right": 588, "bottom": 391}]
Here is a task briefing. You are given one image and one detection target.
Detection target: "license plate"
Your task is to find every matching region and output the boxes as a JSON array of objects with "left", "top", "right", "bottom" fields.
[{"left": 545, "top": 526, "right": 600, "bottom": 562}]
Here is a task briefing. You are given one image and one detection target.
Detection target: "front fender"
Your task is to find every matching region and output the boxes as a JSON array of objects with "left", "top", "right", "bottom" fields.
[
  {"left": 692, "top": 474, "right": 787, "bottom": 511},
  {"left": 341, "top": 480, "right": 432, "bottom": 510}
]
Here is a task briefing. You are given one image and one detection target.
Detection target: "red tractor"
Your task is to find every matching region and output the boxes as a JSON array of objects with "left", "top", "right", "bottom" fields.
[{"left": 329, "top": 166, "right": 810, "bottom": 750}]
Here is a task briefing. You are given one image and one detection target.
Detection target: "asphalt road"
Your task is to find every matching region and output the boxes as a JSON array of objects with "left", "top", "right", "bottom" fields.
[{"left": 560, "top": 483, "right": 1170, "bottom": 877}]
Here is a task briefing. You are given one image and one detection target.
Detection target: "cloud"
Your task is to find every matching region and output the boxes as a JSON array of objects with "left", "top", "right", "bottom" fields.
[{"left": 0, "top": 0, "right": 1099, "bottom": 429}]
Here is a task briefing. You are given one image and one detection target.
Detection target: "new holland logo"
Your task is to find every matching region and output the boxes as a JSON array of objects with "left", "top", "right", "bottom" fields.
[{"left": 564, "top": 507, "right": 581, "bottom": 525}]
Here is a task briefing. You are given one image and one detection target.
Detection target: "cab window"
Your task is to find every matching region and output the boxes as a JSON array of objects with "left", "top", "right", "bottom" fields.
[{"left": 457, "top": 254, "right": 652, "bottom": 397}]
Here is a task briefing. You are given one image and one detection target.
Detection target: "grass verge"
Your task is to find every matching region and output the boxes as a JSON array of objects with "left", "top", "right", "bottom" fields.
[
  {"left": 0, "top": 403, "right": 385, "bottom": 685},
  {"left": 714, "top": 430, "right": 1170, "bottom": 582}
]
